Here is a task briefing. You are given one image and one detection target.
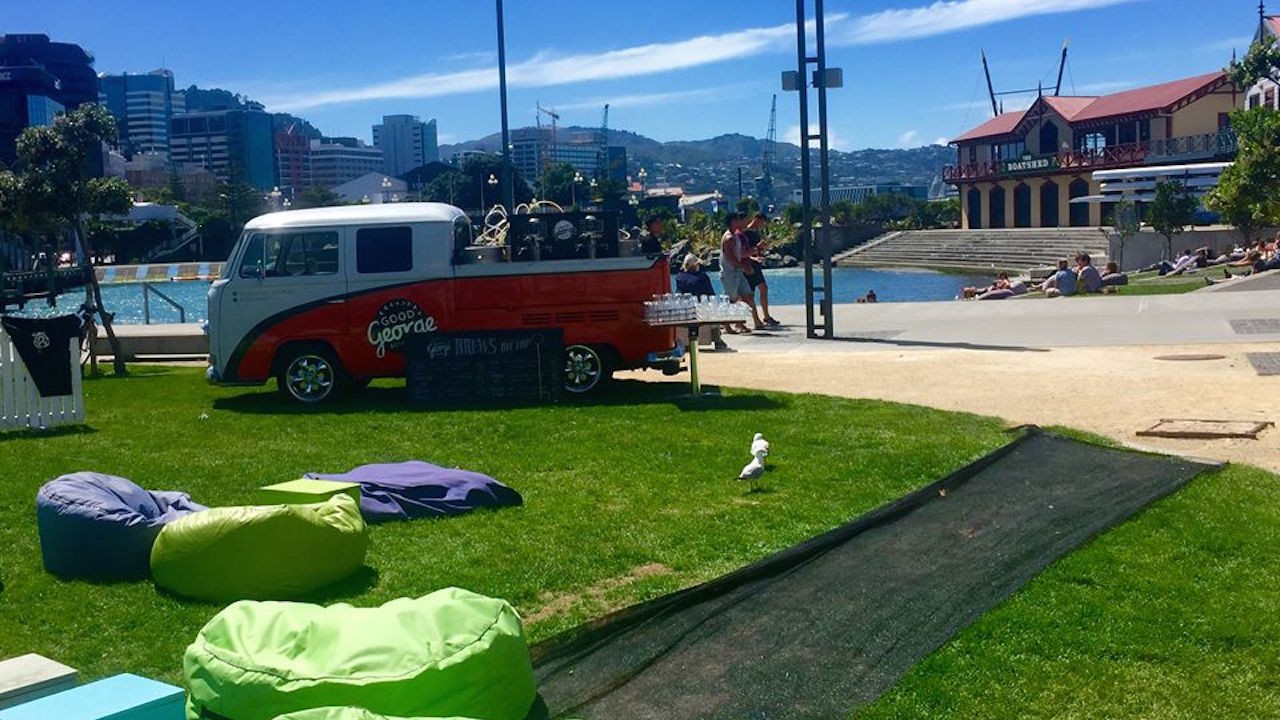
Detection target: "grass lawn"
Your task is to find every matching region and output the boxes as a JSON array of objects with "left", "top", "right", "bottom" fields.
[
  {"left": 0, "top": 367, "right": 1009, "bottom": 687},
  {"left": 4, "top": 368, "right": 1279, "bottom": 718},
  {"left": 1108, "top": 268, "right": 1231, "bottom": 296}
]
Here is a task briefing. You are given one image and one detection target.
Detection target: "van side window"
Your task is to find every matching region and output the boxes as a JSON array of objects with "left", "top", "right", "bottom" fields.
[
  {"left": 356, "top": 226, "right": 413, "bottom": 274},
  {"left": 238, "top": 232, "right": 339, "bottom": 278}
]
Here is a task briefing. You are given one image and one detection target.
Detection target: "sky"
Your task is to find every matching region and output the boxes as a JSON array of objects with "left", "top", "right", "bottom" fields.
[{"left": 6, "top": 0, "right": 1263, "bottom": 150}]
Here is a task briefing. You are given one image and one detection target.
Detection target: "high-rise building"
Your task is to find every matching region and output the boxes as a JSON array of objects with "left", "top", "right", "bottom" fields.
[
  {"left": 372, "top": 114, "right": 438, "bottom": 177},
  {"left": 274, "top": 125, "right": 312, "bottom": 194},
  {"left": 510, "top": 126, "right": 624, "bottom": 187},
  {"left": 170, "top": 108, "right": 276, "bottom": 190},
  {"left": 309, "top": 137, "right": 383, "bottom": 188},
  {"left": 0, "top": 34, "right": 97, "bottom": 109},
  {"left": 98, "top": 69, "right": 186, "bottom": 158},
  {"left": 0, "top": 34, "right": 96, "bottom": 167},
  {"left": 0, "top": 66, "right": 64, "bottom": 165}
]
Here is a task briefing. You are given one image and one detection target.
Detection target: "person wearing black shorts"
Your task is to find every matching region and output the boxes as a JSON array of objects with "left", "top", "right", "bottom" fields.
[{"left": 744, "top": 213, "right": 780, "bottom": 326}]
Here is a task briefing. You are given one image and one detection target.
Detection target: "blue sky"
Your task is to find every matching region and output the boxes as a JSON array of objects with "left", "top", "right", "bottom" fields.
[{"left": 7, "top": 0, "right": 1262, "bottom": 149}]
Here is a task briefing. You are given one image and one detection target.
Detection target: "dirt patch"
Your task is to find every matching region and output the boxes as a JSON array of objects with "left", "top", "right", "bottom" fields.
[{"left": 525, "top": 562, "right": 674, "bottom": 624}]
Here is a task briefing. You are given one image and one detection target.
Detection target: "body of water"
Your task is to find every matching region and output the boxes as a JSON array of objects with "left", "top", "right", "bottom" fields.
[{"left": 8, "top": 267, "right": 991, "bottom": 325}]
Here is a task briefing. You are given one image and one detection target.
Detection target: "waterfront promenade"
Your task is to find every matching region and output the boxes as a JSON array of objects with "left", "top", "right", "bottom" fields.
[{"left": 626, "top": 277, "right": 1280, "bottom": 471}]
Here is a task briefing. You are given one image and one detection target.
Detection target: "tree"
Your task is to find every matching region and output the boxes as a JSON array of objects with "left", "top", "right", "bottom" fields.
[
  {"left": 1210, "top": 36, "right": 1280, "bottom": 243},
  {"left": 538, "top": 163, "right": 578, "bottom": 207},
  {"left": 0, "top": 104, "right": 132, "bottom": 373},
  {"left": 295, "top": 185, "right": 342, "bottom": 209},
  {"left": 1149, "top": 180, "right": 1198, "bottom": 260},
  {"left": 734, "top": 197, "right": 760, "bottom": 216}
]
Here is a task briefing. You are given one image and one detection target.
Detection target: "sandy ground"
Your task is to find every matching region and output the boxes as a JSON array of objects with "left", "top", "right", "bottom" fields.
[{"left": 620, "top": 342, "right": 1280, "bottom": 472}]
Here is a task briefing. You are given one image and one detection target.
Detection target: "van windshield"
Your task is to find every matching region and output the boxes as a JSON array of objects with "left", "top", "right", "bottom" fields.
[{"left": 237, "top": 231, "right": 340, "bottom": 279}]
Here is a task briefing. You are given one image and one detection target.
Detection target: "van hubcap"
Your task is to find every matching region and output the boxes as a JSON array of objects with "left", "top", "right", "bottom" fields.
[
  {"left": 286, "top": 355, "right": 335, "bottom": 402},
  {"left": 564, "top": 345, "right": 601, "bottom": 393}
]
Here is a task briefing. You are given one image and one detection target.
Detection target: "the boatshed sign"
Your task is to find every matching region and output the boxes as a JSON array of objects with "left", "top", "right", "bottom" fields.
[{"left": 1001, "top": 154, "right": 1059, "bottom": 175}]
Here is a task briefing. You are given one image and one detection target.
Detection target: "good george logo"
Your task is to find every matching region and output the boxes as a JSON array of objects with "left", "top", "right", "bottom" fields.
[
  {"left": 31, "top": 331, "right": 50, "bottom": 351},
  {"left": 367, "top": 299, "right": 437, "bottom": 358}
]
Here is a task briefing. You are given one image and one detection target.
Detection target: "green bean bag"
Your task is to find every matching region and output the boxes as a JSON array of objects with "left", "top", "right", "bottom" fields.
[
  {"left": 151, "top": 494, "right": 367, "bottom": 602},
  {"left": 272, "top": 710, "right": 477, "bottom": 720},
  {"left": 186, "top": 588, "right": 536, "bottom": 720}
]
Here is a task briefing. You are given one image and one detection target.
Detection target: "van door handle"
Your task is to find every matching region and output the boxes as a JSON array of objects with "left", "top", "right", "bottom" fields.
[{"left": 326, "top": 299, "right": 345, "bottom": 305}]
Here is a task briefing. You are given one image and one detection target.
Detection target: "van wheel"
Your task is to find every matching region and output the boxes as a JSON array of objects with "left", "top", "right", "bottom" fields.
[
  {"left": 564, "top": 344, "right": 611, "bottom": 394},
  {"left": 277, "top": 346, "right": 345, "bottom": 403}
]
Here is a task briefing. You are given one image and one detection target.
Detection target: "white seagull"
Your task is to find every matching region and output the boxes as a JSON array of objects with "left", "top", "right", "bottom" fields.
[{"left": 751, "top": 432, "right": 770, "bottom": 458}]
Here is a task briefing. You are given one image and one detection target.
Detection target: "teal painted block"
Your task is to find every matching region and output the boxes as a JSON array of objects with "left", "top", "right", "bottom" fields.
[{"left": 0, "top": 673, "right": 183, "bottom": 720}]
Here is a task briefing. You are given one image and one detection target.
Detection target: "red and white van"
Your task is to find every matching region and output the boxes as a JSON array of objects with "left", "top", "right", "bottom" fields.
[{"left": 206, "top": 203, "right": 678, "bottom": 402}]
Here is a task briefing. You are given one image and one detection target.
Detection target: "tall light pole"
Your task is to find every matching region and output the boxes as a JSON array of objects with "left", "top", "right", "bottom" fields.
[
  {"left": 572, "top": 171, "right": 583, "bottom": 208},
  {"left": 481, "top": 172, "right": 497, "bottom": 213},
  {"left": 496, "top": 0, "right": 513, "bottom": 210},
  {"left": 380, "top": 176, "right": 392, "bottom": 204}
]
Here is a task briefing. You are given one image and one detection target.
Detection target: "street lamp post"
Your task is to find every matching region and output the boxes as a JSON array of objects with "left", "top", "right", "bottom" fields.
[
  {"left": 481, "top": 173, "right": 497, "bottom": 214},
  {"left": 589, "top": 178, "right": 598, "bottom": 209},
  {"left": 380, "top": 176, "right": 392, "bottom": 204},
  {"left": 496, "top": 0, "right": 513, "bottom": 210},
  {"left": 572, "top": 171, "right": 583, "bottom": 208}
]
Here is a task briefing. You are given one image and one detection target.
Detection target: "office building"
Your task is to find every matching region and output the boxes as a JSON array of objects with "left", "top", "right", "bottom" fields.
[
  {"left": 790, "top": 183, "right": 930, "bottom": 205},
  {"left": 510, "top": 126, "right": 623, "bottom": 186},
  {"left": 372, "top": 114, "right": 438, "bottom": 176},
  {"left": 98, "top": 69, "right": 186, "bottom": 158},
  {"left": 310, "top": 137, "right": 383, "bottom": 188},
  {"left": 170, "top": 108, "right": 276, "bottom": 190},
  {"left": 0, "top": 34, "right": 96, "bottom": 167},
  {"left": 274, "top": 125, "right": 312, "bottom": 193}
]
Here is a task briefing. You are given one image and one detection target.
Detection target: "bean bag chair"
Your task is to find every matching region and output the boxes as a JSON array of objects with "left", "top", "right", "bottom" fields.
[
  {"left": 273, "top": 709, "right": 481, "bottom": 720},
  {"left": 306, "top": 461, "right": 522, "bottom": 522},
  {"left": 185, "top": 587, "right": 536, "bottom": 720},
  {"left": 150, "top": 494, "right": 366, "bottom": 602},
  {"left": 36, "top": 471, "right": 207, "bottom": 580}
]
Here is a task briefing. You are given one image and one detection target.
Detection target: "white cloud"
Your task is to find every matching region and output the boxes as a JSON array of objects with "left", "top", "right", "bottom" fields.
[
  {"left": 896, "top": 129, "right": 921, "bottom": 147},
  {"left": 934, "top": 136, "right": 951, "bottom": 146},
  {"left": 257, "top": 0, "right": 1138, "bottom": 112},
  {"left": 783, "top": 124, "right": 852, "bottom": 152},
  {"left": 841, "top": 0, "right": 1142, "bottom": 45},
  {"left": 1198, "top": 35, "right": 1253, "bottom": 54},
  {"left": 554, "top": 87, "right": 738, "bottom": 113},
  {"left": 1074, "top": 80, "right": 1135, "bottom": 94},
  {"left": 440, "top": 51, "right": 496, "bottom": 64}
]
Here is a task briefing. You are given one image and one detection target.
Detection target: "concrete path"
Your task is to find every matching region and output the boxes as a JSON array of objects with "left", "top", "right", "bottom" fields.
[{"left": 623, "top": 289, "right": 1280, "bottom": 472}]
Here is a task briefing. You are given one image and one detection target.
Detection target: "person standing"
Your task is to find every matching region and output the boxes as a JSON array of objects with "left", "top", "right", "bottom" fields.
[
  {"left": 744, "top": 213, "right": 781, "bottom": 326},
  {"left": 640, "top": 214, "right": 666, "bottom": 255},
  {"left": 720, "top": 213, "right": 757, "bottom": 333}
]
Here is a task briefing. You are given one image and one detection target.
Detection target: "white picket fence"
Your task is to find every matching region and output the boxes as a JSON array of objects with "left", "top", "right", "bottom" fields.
[{"left": 0, "top": 327, "right": 85, "bottom": 432}]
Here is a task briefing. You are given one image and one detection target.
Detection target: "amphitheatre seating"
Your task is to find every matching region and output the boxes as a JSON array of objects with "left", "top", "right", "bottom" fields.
[
  {"left": 184, "top": 587, "right": 536, "bottom": 720},
  {"left": 35, "top": 472, "right": 207, "bottom": 581},
  {"left": 837, "top": 228, "right": 1109, "bottom": 274},
  {"left": 150, "top": 494, "right": 367, "bottom": 602},
  {"left": 306, "top": 461, "right": 523, "bottom": 523}
]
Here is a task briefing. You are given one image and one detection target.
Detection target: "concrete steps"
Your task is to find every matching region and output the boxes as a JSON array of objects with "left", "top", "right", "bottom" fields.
[{"left": 839, "top": 229, "right": 1109, "bottom": 273}]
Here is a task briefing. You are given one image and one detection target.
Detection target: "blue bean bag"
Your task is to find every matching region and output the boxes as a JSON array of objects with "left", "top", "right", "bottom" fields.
[
  {"left": 306, "top": 461, "right": 522, "bottom": 523},
  {"left": 36, "top": 471, "right": 207, "bottom": 581}
]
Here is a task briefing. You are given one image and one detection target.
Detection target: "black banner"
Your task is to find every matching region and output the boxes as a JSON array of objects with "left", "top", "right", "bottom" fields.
[
  {"left": 405, "top": 329, "right": 564, "bottom": 407},
  {"left": 0, "top": 314, "right": 82, "bottom": 397}
]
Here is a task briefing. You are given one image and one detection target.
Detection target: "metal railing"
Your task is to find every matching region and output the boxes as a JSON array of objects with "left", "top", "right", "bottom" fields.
[
  {"left": 944, "top": 129, "right": 1239, "bottom": 183},
  {"left": 142, "top": 282, "right": 186, "bottom": 324}
]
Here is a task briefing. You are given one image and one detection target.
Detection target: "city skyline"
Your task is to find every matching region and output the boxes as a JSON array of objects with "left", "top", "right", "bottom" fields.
[{"left": 7, "top": 0, "right": 1266, "bottom": 150}]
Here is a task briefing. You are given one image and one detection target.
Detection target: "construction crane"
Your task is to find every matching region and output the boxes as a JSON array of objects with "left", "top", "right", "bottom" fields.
[
  {"left": 596, "top": 103, "right": 610, "bottom": 182},
  {"left": 754, "top": 94, "right": 777, "bottom": 205},
  {"left": 536, "top": 102, "right": 560, "bottom": 188}
]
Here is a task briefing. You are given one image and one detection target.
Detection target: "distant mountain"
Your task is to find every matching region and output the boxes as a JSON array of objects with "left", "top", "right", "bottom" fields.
[{"left": 440, "top": 126, "right": 954, "bottom": 199}]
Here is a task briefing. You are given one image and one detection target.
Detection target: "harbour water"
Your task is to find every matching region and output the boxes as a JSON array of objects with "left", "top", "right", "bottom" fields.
[{"left": 10, "top": 266, "right": 992, "bottom": 325}]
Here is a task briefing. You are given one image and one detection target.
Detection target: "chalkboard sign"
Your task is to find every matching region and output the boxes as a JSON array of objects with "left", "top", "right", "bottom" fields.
[{"left": 405, "top": 329, "right": 564, "bottom": 407}]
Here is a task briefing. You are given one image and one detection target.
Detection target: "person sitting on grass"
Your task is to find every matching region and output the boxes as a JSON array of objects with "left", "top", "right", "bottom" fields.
[
  {"left": 1040, "top": 259, "right": 1077, "bottom": 297},
  {"left": 963, "top": 272, "right": 1010, "bottom": 299},
  {"left": 1100, "top": 261, "right": 1128, "bottom": 287},
  {"left": 1075, "top": 253, "right": 1103, "bottom": 294}
]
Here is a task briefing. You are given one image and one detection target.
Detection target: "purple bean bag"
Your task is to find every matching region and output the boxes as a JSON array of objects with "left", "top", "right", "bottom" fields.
[
  {"left": 305, "top": 461, "right": 522, "bottom": 522},
  {"left": 36, "top": 471, "right": 207, "bottom": 580}
]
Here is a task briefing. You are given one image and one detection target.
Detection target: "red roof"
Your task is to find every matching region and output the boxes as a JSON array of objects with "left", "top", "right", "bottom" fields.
[
  {"left": 1266, "top": 16, "right": 1280, "bottom": 38},
  {"left": 1042, "top": 96, "right": 1095, "bottom": 120},
  {"left": 1071, "top": 71, "right": 1226, "bottom": 122},
  {"left": 951, "top": 112, "right": 1023, "bottom": 143},
  {"left": 950, "top": 70, "right": 1230, "bottom": 143}
]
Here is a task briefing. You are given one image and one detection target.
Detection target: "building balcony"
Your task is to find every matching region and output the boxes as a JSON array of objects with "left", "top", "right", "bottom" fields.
[{"left": 944, "top": 129, "right": 1238, "bottom": 184}]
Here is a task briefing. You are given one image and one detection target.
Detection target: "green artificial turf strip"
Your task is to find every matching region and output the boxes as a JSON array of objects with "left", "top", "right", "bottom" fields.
[
  {"left": 0, "top": 366, "right": 1009, "bottom": 685},
  {"left": 857, "top": 462, "right": 1280, "bottom": 719}
]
